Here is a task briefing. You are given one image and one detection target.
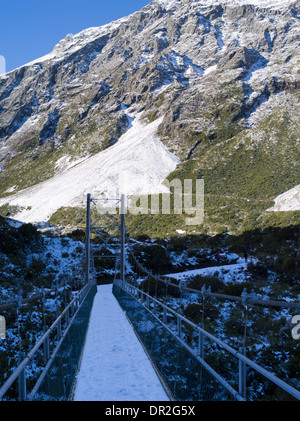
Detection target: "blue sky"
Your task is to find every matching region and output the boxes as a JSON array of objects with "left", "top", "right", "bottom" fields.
[{"left": 0, "top": 0, "right": 151, "bottom": 73}]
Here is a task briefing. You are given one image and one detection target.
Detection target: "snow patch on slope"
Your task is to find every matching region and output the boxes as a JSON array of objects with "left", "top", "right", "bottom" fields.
[
  {"left": 267, "top": 184, "right": 300, "bottom": 212},
  {"left": 0, "top": 109, "right": 180, "bottom": 224}
]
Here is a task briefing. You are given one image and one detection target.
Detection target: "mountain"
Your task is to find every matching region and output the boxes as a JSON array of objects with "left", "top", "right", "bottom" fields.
[{"left": 0, "top": 0, "right": 299, "bottom": 235}]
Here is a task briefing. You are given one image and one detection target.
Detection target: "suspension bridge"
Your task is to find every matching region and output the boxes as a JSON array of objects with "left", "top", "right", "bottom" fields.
[{"left": 0, "top": 194, "right": 300, "bottom": 402}]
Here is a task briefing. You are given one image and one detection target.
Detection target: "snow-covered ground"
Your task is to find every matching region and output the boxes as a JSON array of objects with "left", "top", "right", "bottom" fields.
[
  {"left": 165, "top": 259, "right": 251, "bottom": 284},
  {"left": 73, "top": 284, "right": 169, "bottom": 401},
  {"left": 0, "top": 108, "right": 180, "bottom": 224},
  {"left": 267, "top": 184, "right": 300, "bottom": 212},
  {"left": 165, "top": 263, "right": 246, "bottom": 279}
]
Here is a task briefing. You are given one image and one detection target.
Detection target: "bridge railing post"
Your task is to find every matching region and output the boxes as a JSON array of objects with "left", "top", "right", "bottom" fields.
[
  {"left": 120, "top": 193, "right": 126, "bottom": 283},
  {"left": 198, "top": 323, "right": 205, "bottom": 359},
  {"left": 177, "top": 316, "right": 182, "bottom": 338},
  {"left": 57, "top": 319, "right": 62, "bottom": 341},
  {"left": 163, "top": 307, "right": 167, "bottom": 324},
  {"left": 85, "top": 193, "right": 91, "bottom": 284},
  {"left": 18, "top": 351, "right": 26, "bottom": 401},
  {"left": 65, "top": 307, "right": 69, "bottom": 325},
  {"left": 239, "top": 347, "right": 247, "bottom": 399},
  {"left": 43, "top": 326, "right": 50, "bottom": 365}
]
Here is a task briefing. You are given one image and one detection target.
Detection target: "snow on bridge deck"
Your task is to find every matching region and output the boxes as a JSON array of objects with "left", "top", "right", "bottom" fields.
[{"left": 73, "top": 284, "right": 169, "bottom": 401}]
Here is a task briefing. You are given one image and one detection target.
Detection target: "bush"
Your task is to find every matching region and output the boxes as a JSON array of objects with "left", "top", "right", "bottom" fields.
[
  {"left": 223, "top": 281, "right": 255, "bottom": 296},
  {"left": 187, "top": 274, "right": 224, "bottom": 293},
  {"left": 282, "top": 256, "right": 296, "bottom": 271},
  {"left": 246, "top": 261, "right": 268, "bottom": 278},
  {"left": 135, "top": 234, "right": 151, "bottom": 242},
  {"left": 140, "top": 276, "right": 169, "bottom": 297},
  {"left": 183, "top": 303, "right": 202, "bottom": 324},
  {"left": 134, "top": 244, "right": 171, "bottom": 274},
  {"left": 18, "top": 223, "right": 40, "bottom": 244},
  {"left": 25, "top": 259, "right": 46, "bottom": 280},
  {"left": 68, "top": 229, "right": 85, "bottom": 242},
  {"left": 224, "top": 317, "right": 245, "bottom": 336}
]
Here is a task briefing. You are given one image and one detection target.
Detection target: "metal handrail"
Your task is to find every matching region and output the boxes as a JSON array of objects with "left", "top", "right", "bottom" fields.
[
  {"left": 116, "top": 280, "right": 300, "bottom": 401},
  {"left": 0, "top": 276, "right": 86, "bottom": 312},
  {"left": 128, "top": 249, "right": 300, "bottom": 309},
  {"left": 0, "top": 280, "right": 95, "bottom": 401}
]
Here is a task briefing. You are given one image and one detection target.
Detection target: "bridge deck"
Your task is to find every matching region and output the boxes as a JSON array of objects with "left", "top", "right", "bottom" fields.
[{"left": 73, "top": 284, "right": 169, "bottom": 401}]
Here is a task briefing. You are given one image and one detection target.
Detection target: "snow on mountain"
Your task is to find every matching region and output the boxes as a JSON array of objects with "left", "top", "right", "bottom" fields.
[
  {"left": 7, "top": 0, "right": 295, "bottom": 76},
  {"left": 0, "top": 107, "right": 180, "bottom": 223},
  {"left": 154, "top": 0, "right": 294, "bottom": 10},
  {"left": 0, "top": 0, "right": 299, "bottom": 230},
  {"left": 4, "top": 17, "right": 131, "bottom": 75},
  {"left": 221, "top": 0, "right": 292, "bottom": 7},
  {"left": 267, "top": 184, "right": 300, "bottom": 212}
]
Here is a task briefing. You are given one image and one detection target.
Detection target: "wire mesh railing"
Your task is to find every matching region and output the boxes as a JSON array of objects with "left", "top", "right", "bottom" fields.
[
  {"left": 113, "top": 280, "right": 241, "bottom": 401},
  {"left": 0, "top": 280, "right": 97, "bottom": 401},
  {"left": 113, "top": 279, "right": 300, "bottom": 402}
]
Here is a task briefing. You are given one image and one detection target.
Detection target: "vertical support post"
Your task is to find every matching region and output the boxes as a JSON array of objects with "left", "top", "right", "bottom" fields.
[
  {"left": 163, "top": 307, "right": 167, "bottom": 324},
  {"left": 239, "top": 347, "right": 247, "bottom": 400},
  {"left": 65, "top": 307, "right": 69, "bottom": 325},
  {"left": 198, "top": 323, "right": 204, "bottom": 359},
  {"left": 120, "top": 193, "right": 126, "bottom": 284},
  {"left": 18, "top": 351, "right": 26, "bottom": 401},
  {"left": 85, "top": 193, "right": 91, "bottom": 285},
  {"left": 0, "top": 315, "right": 6, "bottom": 339},
  {"left": 43, "top": 327, "right": 50, "bottom": 365},
  {"left": 177, "top": 316, "right": 182, "bottom": 338},
  {"left": 57, "top": 319, "right": 62, "bottom": 340}
]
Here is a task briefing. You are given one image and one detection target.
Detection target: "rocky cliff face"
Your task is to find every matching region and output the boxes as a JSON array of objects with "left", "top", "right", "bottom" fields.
[{"left": 0, "top": 0, "right": 299, "bottom": 231}]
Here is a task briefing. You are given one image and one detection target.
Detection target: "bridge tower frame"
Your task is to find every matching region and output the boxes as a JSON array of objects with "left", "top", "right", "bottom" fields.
[{"left": 85, "top": 193, "right": 126, "bottom": 284}]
